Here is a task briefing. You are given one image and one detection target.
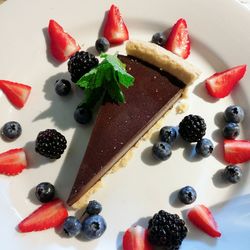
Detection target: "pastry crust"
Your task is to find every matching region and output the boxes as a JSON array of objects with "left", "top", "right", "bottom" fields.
[{"left": 126, "top": 40, "right": 201, "bottom": 85}]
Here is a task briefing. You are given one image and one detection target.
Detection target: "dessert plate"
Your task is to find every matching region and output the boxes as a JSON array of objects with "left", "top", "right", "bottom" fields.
[{"left": 0, "top": 0, "right": 250, "bottom": 249}]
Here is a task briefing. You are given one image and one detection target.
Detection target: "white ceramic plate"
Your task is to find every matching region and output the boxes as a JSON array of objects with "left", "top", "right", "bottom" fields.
[{"left": 0, "top": 0, "right": 250, "bottom": 249}]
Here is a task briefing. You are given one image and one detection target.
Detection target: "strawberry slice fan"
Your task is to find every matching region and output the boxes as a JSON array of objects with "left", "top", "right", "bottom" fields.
[{"left": 0, "top": 80, "right": 31, "bottom": 109}]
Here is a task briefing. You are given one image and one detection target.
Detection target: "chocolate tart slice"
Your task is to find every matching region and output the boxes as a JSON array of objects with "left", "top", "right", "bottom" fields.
[{"left": 67, "top": 41, "right": 201, "bottom": 208}]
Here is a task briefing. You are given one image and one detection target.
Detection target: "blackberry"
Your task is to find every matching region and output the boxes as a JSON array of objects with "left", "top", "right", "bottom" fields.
[
  {"left": 68, "top": 51, "right": 99, "bottom": 82},
  {"left": 179, "top": 115, "right": 206, "bottom": 142},
  {"left": 35, "top": 129, "right": 67, "bottom": 159},
  {"left": 148, "top": 210, "right": 187, "bottom": 250}
]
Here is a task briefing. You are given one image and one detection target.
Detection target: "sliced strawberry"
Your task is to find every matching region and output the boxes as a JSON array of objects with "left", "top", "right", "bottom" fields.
[
  {"left": 205, "top": 64, "right": 247, "bottom": 98},
  {"left": 0, "top": 80, "right": 31, "bottom": 109},
  {"left": 164, "top": 18, "right": 190, "bottom": 59},
  {"left": 103, "top": 4, "right": 129, "bottom": 45},
  {"left": 0, "top": 148, "right": 27, "bottom": 175},
  {"left": 187, "top": 204, "right": 221, "bottom": 238},
  {"left": 48, "top": 19, "right": 80, "bottom": 62},
  {"left": 18, "top": 199, "right": 68, "bottom": 233},
  {"left": 224, "top": 139, "right": 250, "bottom": 164},
  {"left": 123, "top": 225, "right": 153, "bottom": 250}
]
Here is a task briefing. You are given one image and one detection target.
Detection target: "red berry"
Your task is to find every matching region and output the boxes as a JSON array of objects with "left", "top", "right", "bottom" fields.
[
  {"left": 123, "top": 225, "right": 153, "bottom": 250},
  {"left": 205, "top": 64, "right": 246, "bottom": 98},
  {"left": 103, "top": 4, "right": 129, "bottom": 45},
  {"left": 224, "top": 139, "right": 250, "bottom": 164},
  {"left": 48, "top": 19, "right": 80, "bottom": 62},
  {"left": 0, "top": 148, "right": 27, "bottom": 175},
  {"left": 187, "top": 204, "right": 221, "bottom": 238},
  {"left": 164, "top": 18, "right": 190, "bottom": 59},
  {"left": 18, "top": 199, "right": 68, "bottom": 233},
  {"left": 0, "top": 80, "right": 31, "bottom": 108}
]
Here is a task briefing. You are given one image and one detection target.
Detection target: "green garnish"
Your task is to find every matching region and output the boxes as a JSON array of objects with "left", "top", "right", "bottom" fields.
[{"left": 77, "top": 53, "right": 134, "bottom": 107}]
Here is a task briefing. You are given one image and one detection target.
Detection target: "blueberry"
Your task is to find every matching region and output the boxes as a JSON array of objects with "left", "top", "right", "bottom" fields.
[
  {"left": 195, "top": 138, "right": 214, "bottom": 157},
  {"left": 1, "top": 121, "right": 22, "bottom": 140},
  {"left": 82, "top": 215, "right": 107, "bottom": 239},
  {"left": 86, "top": 200, "right": 102, "bottom": 215},
  {"left": 159, "top": 126, "right": 177, "bottom": 144},
  {"left": 35, "top": 182, "right": 55, "bottom": 203},
  {"left": 151, "top": 32, "right": 167, "bottom": 47},
  {"left": 178, "top": 186, "right": 197, "bottom": 204},
  {"left": 55, "top": 79, "right": 71, "bottom": 96},
  {"left": 152, "top": 142, "right": 172, "bottom": 161},
  {"left": 224, "top": 105, "right": 244, "bottom": 123},
  {"left": 223, "top": 122, "right": 240, "bottom": 139},
  {"left": 95, "top": 37, "right": 110, "bottom": 53},
  {"left": 74, "top": 105, "right": 92, "bottom": 124},
  {"left": 222, "top": 165, "right": 242, "bottom": 183},
  {"left": 63, "top": 216, "right": 82, "bottom": 237}
]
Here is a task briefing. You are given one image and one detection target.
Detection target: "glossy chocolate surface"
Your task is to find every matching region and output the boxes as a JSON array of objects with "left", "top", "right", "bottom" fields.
[{"left": 67, "top": 55, "right": 185, "bottom": 206}]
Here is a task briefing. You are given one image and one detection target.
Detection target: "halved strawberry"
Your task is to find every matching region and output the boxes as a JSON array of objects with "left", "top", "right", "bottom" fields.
[
  {"left": 205, "top": 64, "right": 247, "bottom": 98},
  {"left": 0, "top": 148, "right": 27, "bottom": 175},
  {"left": 18, "top": 199, "right": 68, "bottom": 233},
  {"left": 224, "top": 139, "right": 250, "bottom": 164},
  {"left": 123, "top": 225, "right": 153, "bottom": 250},
  {"left": 187, "top": 204, "right": 221, "bottom": 238},
  {"left": 164, "top": 18, "right": 190, "bottom": 59},
  {"left": 0, "top": 80, "right": 31, "bottom": 109},
  {"left": 103, "top": 4, "right": 129, "bottom": 45},
  {"left": 48, "top": 19, "right": 80, "bottom": 62}
]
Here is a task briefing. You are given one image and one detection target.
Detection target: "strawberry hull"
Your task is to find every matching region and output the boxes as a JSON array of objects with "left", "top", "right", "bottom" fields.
[{"left": 224, "top": 139, "right": 250, "bottom": 164}]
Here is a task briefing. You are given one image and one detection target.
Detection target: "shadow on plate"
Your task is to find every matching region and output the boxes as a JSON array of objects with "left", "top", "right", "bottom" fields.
[
  {"left": 24, "top": 140, "right": 54, "bottom": 169},
  {"left": 33, "top": 72, "right": 83, "bottom": 131}
]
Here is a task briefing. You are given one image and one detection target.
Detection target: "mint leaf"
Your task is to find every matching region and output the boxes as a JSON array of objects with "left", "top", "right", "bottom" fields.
[
  {"left": 105, "top": 54, "right": 134, "bottom": 88},
  {"left": 76, "top": 53, "right": 135, "bottom": 106},
  {"left": 77, "top": 63, "right": 110, "bottom": 89},
  {"left": 106, "top": 80, "right": 125, "bottom": 103},
  {"left": 84, "top": 87, "right": 104, "bottom": 108}
]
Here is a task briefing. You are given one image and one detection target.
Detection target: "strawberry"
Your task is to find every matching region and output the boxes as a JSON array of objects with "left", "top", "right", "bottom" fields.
[
  {"left": 123, "top": 225, "right": 153, "bottom": 250},
  {"left": 224, "top": 139, "right": 250, "bottom": 164},
  {"left": 48, "top": 19, "right": 80, "bottom": 62},
  {"left": 164, "top": 18, "right": 190, "bottom": 59},
  {"left": 18, "top": 199, "right": 68, "bottom": 233},
  {"left": 103, "top": 4, "right": 129, "bottom": 45},
  {"left": 0, "top": 148, "right": 27, "bottom": 175},
  {"left": 187, "top": 204, "right": 221, "bottom": 238},
  {"left": 205, "top": 64, "right": 247, "bottom": 98},
  {"left": 0, "top": 80, "right": 31, "bottom": 109}
]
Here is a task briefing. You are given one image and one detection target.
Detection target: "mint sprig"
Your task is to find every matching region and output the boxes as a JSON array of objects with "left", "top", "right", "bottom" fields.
[{"left": 76, "top": 53, "right": 134, "bottom": 107}]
